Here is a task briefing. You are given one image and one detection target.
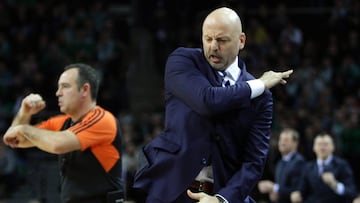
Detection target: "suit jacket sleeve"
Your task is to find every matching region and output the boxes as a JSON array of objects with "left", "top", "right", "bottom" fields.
[
  {"left": 217, "top": 92, "right": 273, "bottom": 202},
  {"left": 337, "top": 158, "right": 357, "bottom": 199},
  {"left": 165, "top": 48, "right": 252, "bottom": 116}
]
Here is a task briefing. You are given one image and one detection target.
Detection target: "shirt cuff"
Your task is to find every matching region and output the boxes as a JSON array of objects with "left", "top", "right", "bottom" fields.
[
  {"left": 215, "top": 194, "right": 229, "bottom": 203},
  {"left": 335, "top": 182, "right": 345, "bottom": 195},
  {"left": 246, "top": 79, "right": 265, "bottom": 99},
  {"left": 273, "top": 183, "right": 280, "bottom": 193}
]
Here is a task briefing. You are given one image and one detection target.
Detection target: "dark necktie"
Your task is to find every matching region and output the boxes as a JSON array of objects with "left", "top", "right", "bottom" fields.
[
  {"left": 218, "top": 71, "right": 230, "bottom": 87},
  {"left": 318, "top": 162, "right": 325, "bottom": 175}
]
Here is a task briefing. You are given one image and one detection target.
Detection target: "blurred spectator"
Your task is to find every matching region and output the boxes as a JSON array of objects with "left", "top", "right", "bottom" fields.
[
  {"left": 258, "top": 128, "right": 305, "bottom": 203},
  {"left": 291, "top": 133, "right": 357, "bottom": 203}
]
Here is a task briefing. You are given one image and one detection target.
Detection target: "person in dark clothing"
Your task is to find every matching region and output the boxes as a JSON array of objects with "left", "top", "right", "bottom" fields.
[
  {"left": 258, "top": 128, "right": 305, "bottom": 203},
  {"left": 291, "top": 133, "right": 357, "bottom": 203}
]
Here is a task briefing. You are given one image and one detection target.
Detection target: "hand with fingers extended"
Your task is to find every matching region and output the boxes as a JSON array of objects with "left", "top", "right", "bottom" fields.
[
  {"left": 259, "top": 69, "right": 293, "bottom": 89},
  {"left": 187, "top": 190, "right": 222, "bottom": 203}
]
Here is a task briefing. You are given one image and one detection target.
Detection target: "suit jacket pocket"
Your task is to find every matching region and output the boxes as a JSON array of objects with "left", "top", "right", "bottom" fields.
[
  {"left": 134, "top": 135, "right": 182, "bottom": 191},
  {"left": 137, "top": 135, "right": 181, "bottom": 172},
  {"left": 149, "top": 134, "right": 181, "bottom": 153}
]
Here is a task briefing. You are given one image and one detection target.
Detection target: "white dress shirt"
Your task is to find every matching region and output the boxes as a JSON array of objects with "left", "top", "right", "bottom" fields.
[{"left": 218, "top": 57, "right": 265, "bottom": 98}]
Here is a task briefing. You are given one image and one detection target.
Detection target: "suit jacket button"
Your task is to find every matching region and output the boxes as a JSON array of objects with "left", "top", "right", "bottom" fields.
[{"left": 202, "top": 158, "right": 207, "bottom": 165}]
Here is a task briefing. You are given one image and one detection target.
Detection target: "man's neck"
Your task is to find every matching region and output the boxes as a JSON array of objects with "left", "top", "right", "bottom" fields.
[
  {"left": 282, "top": 151, "right": 296, "bottom": 161},
  {"left": 71, "top": 102, "right": 96, "bottom": 122}
]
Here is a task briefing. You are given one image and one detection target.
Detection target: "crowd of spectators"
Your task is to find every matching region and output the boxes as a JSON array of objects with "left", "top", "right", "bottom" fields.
[{"left": 0, "top": 0, "right": 359, "bottom": 202}]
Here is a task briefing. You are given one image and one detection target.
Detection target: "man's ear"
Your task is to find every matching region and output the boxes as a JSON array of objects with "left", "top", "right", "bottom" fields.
[
  {"left": 82, "top": 83, "right": 91, "bottom": 96},
  {"left": 239, "top": 33, "right": 246, "bottom": 50}
]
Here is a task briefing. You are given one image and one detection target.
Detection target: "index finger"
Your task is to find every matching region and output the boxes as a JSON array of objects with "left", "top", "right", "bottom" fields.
[{"left": 283, "top": 69, "right": 293, "bottom": 75}]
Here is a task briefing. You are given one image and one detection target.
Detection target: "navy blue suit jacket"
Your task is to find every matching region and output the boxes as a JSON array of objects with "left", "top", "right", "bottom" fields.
[
  {"left": 298, "top": 156, "right": 357, "bottom": 203},
  {"left": 275, "top": 152, "right": 305, "bottom": 203},
  {"left": 134, "top": 47, "right": 273, "bottom": 203}
]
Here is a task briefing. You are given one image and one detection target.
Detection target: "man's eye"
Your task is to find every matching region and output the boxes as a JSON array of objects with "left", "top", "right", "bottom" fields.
[{"left": 60, "top": 84, "right": 69, "bottom": 88}]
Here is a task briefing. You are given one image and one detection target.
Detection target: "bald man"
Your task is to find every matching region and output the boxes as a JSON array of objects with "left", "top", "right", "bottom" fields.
[{"left": 134, "top": 7, "right": 293, "bottom": 203}]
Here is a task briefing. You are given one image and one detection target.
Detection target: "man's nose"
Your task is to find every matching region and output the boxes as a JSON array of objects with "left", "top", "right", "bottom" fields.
[
  {"left": 55, "top": 89, "right": 61, "bottom": 96},
  {"left": 210, "top": 40, "right": 219, "bottom": 50}
]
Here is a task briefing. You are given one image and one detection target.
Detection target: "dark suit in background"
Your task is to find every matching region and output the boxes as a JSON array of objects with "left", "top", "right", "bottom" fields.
[
  {"left": 133, "top": 47, "right": 273, "bottom": 203},
  {"left": 298, "top": 156, "right": 357, "bottom": 203},
  {"left": 258, "top": 128, "right": 304, "bottom": 203},
  {"left": 275, "top": 152, "right": 305, "bottom": 203}
]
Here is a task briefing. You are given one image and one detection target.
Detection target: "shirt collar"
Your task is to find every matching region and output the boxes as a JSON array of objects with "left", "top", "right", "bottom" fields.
[
  {"left": 222, "top": 57, "right": 240, "bottom": 81},
  {"left": 282, "top": 151, "right": 295, "bottom": 162},
  {"left": 317, "top": 155, "right": 333, "bottom": 166}
]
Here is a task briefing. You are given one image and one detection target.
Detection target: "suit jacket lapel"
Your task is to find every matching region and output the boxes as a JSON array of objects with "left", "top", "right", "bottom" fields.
[{"left": 211, "top": 68, "right": 223, "bottom": 87}]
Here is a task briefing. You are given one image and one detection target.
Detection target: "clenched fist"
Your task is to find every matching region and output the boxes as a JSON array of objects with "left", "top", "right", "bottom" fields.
[{"left": 21, "top": 93, "right": 46, "bottom": 116}]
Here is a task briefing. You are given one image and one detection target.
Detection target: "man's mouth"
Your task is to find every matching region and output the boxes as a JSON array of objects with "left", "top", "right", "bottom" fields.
[{"left": 210, "top": 55, "right": 221, "bottom": 63}]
